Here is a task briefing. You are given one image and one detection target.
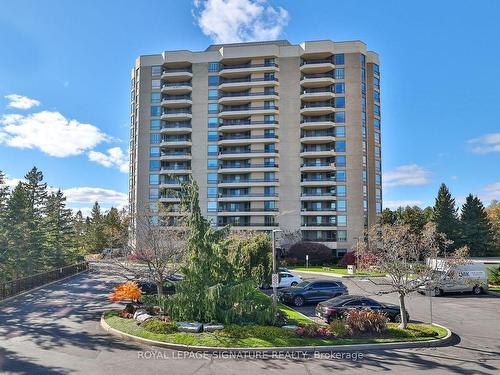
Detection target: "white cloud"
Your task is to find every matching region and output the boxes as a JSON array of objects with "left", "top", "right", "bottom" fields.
[
  {"left": 479, "top": 182, "right": 500, "bottom": 203},
  {"left": 63, "top": 187, "right": 128, "bottom": 206},
  {"left": 5, "top": 94, "right": 41, "bottom": 110},
  {"left": 0, "top": 111, "right": 109, "bottom": 157},
  {"left": 383, "top": 164, "right": 430, "bottom": 187},
  {"left": 383, "top": 200, "right": 424, "bottom": 210},
  {"left": 193, "top": 0, "right": 290, "bottom": 43},
  {"left": 467, "top": 133, "right": 500, "bottom": 154},
  {"left": 88, "top": 147, "right": 129, "bottom": 173}
]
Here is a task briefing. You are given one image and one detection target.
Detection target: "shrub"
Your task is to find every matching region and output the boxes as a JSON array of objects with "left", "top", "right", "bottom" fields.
[
  {"left": 119, "top": 309, "right": 133, "bottom": 319},
  {"left": 295, "top": 323, "right": 331, "bottom": 338},
  {"left": 344, "top": 309, "right": 388, "bottom": 336},
  {"left": 141, "top": 318, "right": 178, "bottom": 334},
  {"left": 328, "top": 319, "right": 348, "bottom": 337},
  {"left": 217, "top": 325, "right": 295, "bottom": 340},
  {"left": 337, "top": 252, "right": 357, "bottom": 267},
  {"left": 109, "top": 281, "right": 142, "bottom": 302},
  {"left": 488, "top": 265, "right": 500, "bottom": 285},
  {"left": 284, "top": 242, "right": 333, "bottom": 266}
]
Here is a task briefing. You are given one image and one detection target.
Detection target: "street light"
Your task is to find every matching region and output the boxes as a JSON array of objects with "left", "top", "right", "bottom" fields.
[{"left": 271, "top": 229, "right": 282, "bottom": 309}]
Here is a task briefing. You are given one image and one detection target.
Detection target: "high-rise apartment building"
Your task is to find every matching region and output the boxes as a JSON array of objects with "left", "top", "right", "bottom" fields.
[{"left": 129, "top": 40, "right": 382, "bottom": 255}]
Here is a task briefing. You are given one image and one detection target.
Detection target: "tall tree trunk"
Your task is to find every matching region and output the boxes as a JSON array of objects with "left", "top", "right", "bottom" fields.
[
  {"left": 398, "top": 292, "right": 408, "bottom": 329},
  {"left": 156, "top": 280, "right": 164, "bottom": 300}
]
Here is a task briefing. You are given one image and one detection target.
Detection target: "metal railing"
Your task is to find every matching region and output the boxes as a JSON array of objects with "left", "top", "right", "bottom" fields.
[
  {"left": 220, "top": 63, "right": 278, "bottom": 70},
  {"left": 219, "top": 91, "right": 277, "bottom": 98},
  {"left": 220, "top": 77, "right": 279, "bottom": 84},
  {"left": 0, "top": 262, "right": 89, "bottom": 301}
]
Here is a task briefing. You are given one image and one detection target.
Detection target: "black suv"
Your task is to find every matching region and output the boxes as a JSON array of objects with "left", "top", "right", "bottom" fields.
[
  {"left": 278, "top": 279, "right": 348, "bottom": 306},
  {"left": 315, "top": 295, "right": 409, "bottom": 323}
]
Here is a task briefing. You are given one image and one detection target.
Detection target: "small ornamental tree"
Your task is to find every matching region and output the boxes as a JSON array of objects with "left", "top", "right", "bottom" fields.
[
  {"left": 355, "top": 223, "right": 468, "bottom": 329},
  {"left": 109, "top": 281, "right": 142, "bottom": 303}
]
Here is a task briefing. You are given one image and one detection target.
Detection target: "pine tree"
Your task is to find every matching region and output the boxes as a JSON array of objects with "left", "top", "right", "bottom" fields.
[
  {"left": 73, "top": 210, "right": 87, "bottom": 254},
  {"left": 103, "top": 207, "right": 127, "bottom": 248},
  {"left": 86, "top": 201, "right": 106, "bottom": 253},
  {"left": 380, "top": 208, "right": 397, "bottom": 225},
  {"left": 432, "top": 183, "right": 460, "bottom": 251},
  {"left": 396, "top": 206, "right": 427, "bottom": 233},
  {"left": 486, "top": 200, "right": 500, "bottom": 255},
  {"left": 21, "top": 167, "right": 48, "bottom": 274},
  {"left": 0, "top": 171, "right": 11, "bottom": 281},
  {"left": 460, "top": 194, "right": 494, "bottom": 256}
]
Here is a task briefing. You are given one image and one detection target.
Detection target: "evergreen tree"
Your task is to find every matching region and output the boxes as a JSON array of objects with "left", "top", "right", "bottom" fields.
[
  {"left": 86, "top": 201, "right": 106, "bottom": 253},
  {"left": 486, "top": 200, "right": 500, "bottom": 255},
  {"left": 460, "top": 194, "right": 494, "bottom": 256},
  {"left": 432, "top": 183, "right": 460, "bottom": 251},
  {"left": 103, "top": 207, "right": 127, "bottom": 248},
  {"left": 0, "top": 171, "right": 10, "bottom": 281},
  {"left": 423, "top": 206, "right": 434, "bottom": 222},
  {"left": 396, "top": 206, "right": 427, "bottom": 233},
  {"left": 73, "top": 210, "right": 87, "bottom": 254},
  {"left": 380, "top": 208, "right": 397, "bottom": 225},
  {"left": 21, "top": 167, "right": 48, "bottom": 274}
]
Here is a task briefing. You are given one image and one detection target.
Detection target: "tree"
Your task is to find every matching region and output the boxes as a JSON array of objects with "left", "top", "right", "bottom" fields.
[
  {"left": 486, "top": 200, "right": 500, "bottom": 255},
  {"left": 0, "top": 171, "right": 11, "bottom": 281},
  {"left": 103, "top": 207, "right": 128, "bottom": 248},
  {"left": 73, "top": 210, "right": 87, "bottom": 254},
  {"left": 396, "top": 206, "right": 428, "bottom": 234},
  {"left": 109, "top": 281, "right": 142, "bottom": 303},
  {"left": 380, "top": 208, "right": 397, "bottom": 225},
  {"left": 355, "top": 223, "right": 468, "bottom": 329},
  {"left": 86, "top": 202, "right": 106, "bottom": 253},
  {"left": 460, "top": 194, "right": 494, "bottom": 257},
  {"left": 432, "top": 183, "right": 460, "bottom": 251}
]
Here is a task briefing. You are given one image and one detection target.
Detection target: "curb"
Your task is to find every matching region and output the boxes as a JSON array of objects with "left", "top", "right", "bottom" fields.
[
  {"left": 100, "top": 313, "right": 453, "bottom": 353},
  {"left": 292, "top": 270, "right": 387, "bottom": 279},
  {"left": 0, "top": 269, "right": 89, "bottom": 305}
]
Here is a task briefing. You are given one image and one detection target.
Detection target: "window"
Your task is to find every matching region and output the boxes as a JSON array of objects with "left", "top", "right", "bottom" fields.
[
  {"left": 335, "top": 141, "right": 346, "bottom": 152},
  {"left": 373, "top": 64, "right": 380, "bottom": 75},
  {"left": 150, "top": 147, "right": 160, "bottom": 157},
  {"left": 264, "top": 201, "right": 276, "bottom": 210},
  {"left": 334, "top": 68, "right": 344, "bottom": 79},
  {"left": 335, "top": 97, "right": 345, "bottom": 108},
  {"left": 150, "top": 106, "right": 161, "bottom": 116},
  {"left": 336, "top": 155, "right": 346, "bottom": 167},
  {"left": 362, "top": 170, "right": 367, "bottom": 182},
  {"left": 207, "top": 159, "right": 218, "bottom": 169},
  {"left": 149, "top": 202, "right": 158, "bottom": 213},
  {"left": 208, "top": 117, "right": 219, "bottom": 128},
  {"left": 376, "top": 174, "right": 382, "bottom": 185},
  {"left": 264, "top": 58, "right": 275, "bottom": 65},
  {"left": 149, "top": 160, "right": 160, "bottom": 171},
  {"left": 208, "top": 62, "right": 219, "bottom": 72},
  {"left": 375, "top": 160, "right": 381, "bottom": 172},
  {"left": 374, "top": 118, "right": 381, "bottom": 130},
  {"left": 337, "top": 215, "right": 347, "bottom": 227},
  {"left": 336, "top": 170, "right": 347, "bottom": 182},
  {"left": 207, "top": 187, "right": 218, "bottom": 197},
  {"left": 336, "top": 185, "right": 346, "bottom": 197},
  {"left": 207, "top": 173, "right": 218, "bottom": 183},
  {"left": 337, "top": 200, "right": 347, "bottom": 212},
  {"left": 150, "top": 119, "right": 161, "bottom": 130},
  {"left": 335, "top": 111, "right": 345, "bottom": 123},
  {"left": 149, "top": 174, "right": 159, "bottom": 185},
  {"left": 151, "top": 92, "right": 161, "bottom": 103},
  {"left": 375, "top": 146, "right": 381, "bottom": 158},
  {"left": 376, "top": 202, "right": 382, "bottom": 214},
  {"left": 208, "top": 131, "right": 218, "bottom": 141},
  {"left": 208, "top": 76, "right": 219, "bottom": 86},
  {"left": 374, "top": 105, "right": 381, "bottom": 116},
  {"left": 208, "top": 144, "right": 218, "bottom": 156},
  {"left": 149, "top": 188, "right": 159, "bottom": 199},
  {"left": 151, "top": 79, "right": 161, "bottom": 89},
  {"left": 374, "top": 132, "right": 380, "bottom": 144},
  {"left": 334, "top": 54, "right": 345, "bottom": 65},
  {"left": 150, "top": 133, "right": 161, "bottom": 144},
  {"left": 264, "top": 186, "right": 276, "bottom": 195},
  {"left": 337, "top": 230, "right": 347, "bottom": 242},
  {"left": 264, "top": 115, "right": 275, "bottom": 123},
  {"left": 207, "top": 201, "right": 217, "bottom": 212},
  {"left": 208, "top": 103, "right": 218, "bottom": 114},
  {"left": 376, "top": 188, "right": 382, "bottom": 200},
  {"left": 208, "top": 89, "right": 219, "bottom": 100},
  {"left": 334, "top": 83, "right": 345, "bottom": 93},
  {"left": 151, "top": 66, "right": 161, "bottom": 76},
  {"left": 335, "top": 126, "right": 346, "bottom": 137},
  {"left": 374, "top": 91, "right": 380, "bottom": 102},
  {"left": 265, "top": 143, "right": 275, "bottom": 152},
  {"left": 374, "top": 77, "right": 380, "bottom": 90}
]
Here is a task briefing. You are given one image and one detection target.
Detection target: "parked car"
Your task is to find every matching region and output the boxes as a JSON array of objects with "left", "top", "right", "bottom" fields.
[
  {"left": 137, "top": 275, "right": 183, "bottom": 296},
  {"left": 277, "top": 272, "right": 302, "bottom": 288},
  {"left": 278, "top": 267, "right": 290, "bottom": 273},
  {"left": 315, "top": 295, "right": 408, "bottom": 323},
  {"left": 278, "top": 279, "right": 348, "bottom": 306}
]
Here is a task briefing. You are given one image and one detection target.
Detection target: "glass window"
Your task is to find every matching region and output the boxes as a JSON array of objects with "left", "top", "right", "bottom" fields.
[
  {"left": 149, "top": 174, "right": 159, "bottom": 185},
  {"left": 335, "top": 97, "right": 345, "bottom": 108},
  {"left": 336, "top": 170, "right": 347, "bottom": 182},
  {"left": 208, "top": 103, "right": 219, "bottom": 113},
  {"left": 207, "top": 201, "right": 217, "bottom": 212},
  {"left": 208, "top": 89, "right": 219, "bottom": 100},
  {"left": 208, "top": 144, "right": 218, "bottom": 156},
  {"left": 334, "top": 82, "right": 345, "bottom": 93},
  {"left": 335, "top": 111, "right": 345, "bottom": 123},
  {"left": 336, "top": 155, "right": 346, "bottom": 167},
  {"left": 376, "top": 160, "right": 381, "bottom": 172},
  {"left": 208, "top": 131, "right": 218, "bottom": 141},
  {"left": 337, "top": 215, "right": 347, "bottom": 227},
  {"left": 334, "top": 54, "right": 345, "bottom": 65},
  {"left": 150, "top": 106, "right": 161, "bottom": 116},
  {"left": 208, "top": 76, "right": 219, "bottom": 86},
  {"left": 152, "top": 79, "right": 161, "bottom": 89},
  {"left": 264, "top": 115, "right": 275, "bottom": 123},
  {"left": 335, "top": 126, "right": 346, "bottom": 137},
  {"left": 334, "top": 68, "right": 344, "bottom": 79},
  {"left": 363, "top": 185, "right": 368, "bottom": 196},
  {"left": 207, "top": 173, "right": 218, "bottom": 183},
  {"left": 374, "top": 132, "right": 380, "bottom": 144},
  {"left": 151, "top": 66, "right": 161, "bottom": 76},
  {"left": 373, "top": 64, "right": 380, "bottom": 75},
  {"left": 376, "top": 174, "right": 382, "bottom": 185},
  {"left": 363, "top": 200, "right": 368, "bottom": 210},
  {"left": 337, "top": 200, "right": 347, "bottom": 212},
  {"left": 362, "top": 170, "right": 367, "bottom": 182},
  {"left": 151, "top": 92, "right": 161, "bottom": 103},
  {"left": 150, "top": 133, "right": 161, "bottom": 144},
  {"left": 376, "top": 188, "right": 382, "bottom": 200},
  {"left": 374, "top": 91, "right": 380, "bottom": 102},
  {"left": 374, "top": 77, "right": 380, "bottom": 90},
  {"left": 336, "top": 185, "right": 346, "bottom": 197},
  {"left": 207, "top": 159, "right": 218, "bottom": 169},
  {"left": 264, "top": 201, "right": 276, "bottom": 210},
  {"left": 376, "top": 202, "right": 382, "bottom": 214},
  {"left": 150, "top": 147, "right": 160, "bottom": 157},
  {"left": 374, "top": 118, "right": 381, "bottom": 129},
  {"left": 208, "top": 117, "right": 219, "bottom": 128},
  {"left": 337, "top": 230, "right": 347, "bottom": 241},
  {"left": 207, "top": 187, "right": 218, "bottom": 197},
  {"left": 335, "top": 141, "right": 346, "bottom": 152},
  {"left": 375, "top": 146, "right": 381, "bottom": 157},
  {"left": 208, "top": 62, "right": 219, "bottom": 72},
  {"left": 149, "top": 188, "right": 159, "bottom": 199},
  {"left": 150, "top": 119, "right": 161, "bottom": 130},
  {"left": 149, "top": 160, "right": 160, "bottom": 171},
  {"left": 374, "top": 105, "right": 381, "bottom": 116}
]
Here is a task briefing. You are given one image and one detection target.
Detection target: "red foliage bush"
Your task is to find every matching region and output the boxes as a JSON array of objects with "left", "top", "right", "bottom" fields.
[
  {"left": 344, "top": 309, "right": 388, "bottom": 336},
  {"left": 337, "top": 251, "right": 357, "bottom": 267},
  {"left": 109, "top": 281, "right": 142, "bottom": 302},
  {"left": 119, "top": 309, "right": 134, "bottom": 319},
  {"left": 295, "top": 324, "right": 332, "bottom": 338},
  {"left": 284, "top": 242, "right": 334, "bottom": 266}
]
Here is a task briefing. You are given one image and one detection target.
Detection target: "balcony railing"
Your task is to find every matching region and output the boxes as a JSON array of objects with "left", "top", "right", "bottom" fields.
[
  {"left": 301, "top": 222, "right": 336, "bottom": 227},
  {"left": 300, "top": 58, "right": 334, "bottom": 66},
  {"left": 301, "top": 162, "right": 332, "bottom": 167},
  {"left": 162, "top": 68, "right": 192, "bottom": 74},
  {"left": 161, "top": 137, "right": 191, "bottom": 142},
  {"left": 301, "top": 147, "right": 334, "bottom": 152},
  {"left": 219, "top": 134, "right": 278, "bottom": 141},
  {"left": 301, "top": 102, "right": 334, "bottom": 109},
  {"left": 219, "top": 149, "right": 276, "bottom": 154},
  {"left": 219, "top": 178, "right": 278, "bottom": 183},
  {"left": 220, "top": 77, "right": 279, "bottom": 84},
  {"left": 161, "top": 151, "right": 191, "bottom": 156},
  {"left": 221, "top": 105, "right": 278, "bottom": 112},
  {"left": 218, "top": 193, "right": 278, "bottom": 198},
  {"left": 220, "top": 120, "right": 278, "bottom": 126},
  {"left": 162, "top": 109, "right": 192, "bottom": 115},
  {"left": 218, "top": 207, "right": 278, "bottom": 212},
  {"left": 301, "top": 116, "right": 334, "bottom": 123},
  {"left": 301, "top": 192, "right": 333, "bottom": 197},
  {"left": 162, "top": 82, "right": 192, "bottom": 88},
  {"left": 162, "top": 95, "right": 192, "bottom": 101},
  {"left": 220, "top": 62, "right": 278, "bottom": 70},
  {"left": 301, "top": 207, "right": 335, "bottom": 211},
  {"left": 301, "top": 177, "right": 335, "bottom": 182},
  {"left": 301, "top": 73, "right": 334, "bottom": 79},
  {"left": 162, "top": 122, "right": 192, "bottom": 129},
  {"left": 219, "top": 91, "right": 277, "bottom": 98},
  {"left": 301, "top": 131, "right": 335, "bottom": 137},
  {"left": 219, "top": 222, "right": 279, "bottom": 227},
  {"left": 220, "top": 163, "right": 278, "bottom": 169},
  {"left": 301, "top": 87, "right": 334, "bottom": 94}
]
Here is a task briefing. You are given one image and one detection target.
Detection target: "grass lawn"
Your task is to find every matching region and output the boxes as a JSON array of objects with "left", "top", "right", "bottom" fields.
[
  {"left": 291, "top": 266, "right": 386, "bottom": 277},
  {"left": 278, "top": 303, "right": 315, "bottom": 325},
  {"left": 489, "top": 286, "right": 500, "bottom": 292},
  {"left": 104, "top": 311, "right": 447, "bottom": 348}
]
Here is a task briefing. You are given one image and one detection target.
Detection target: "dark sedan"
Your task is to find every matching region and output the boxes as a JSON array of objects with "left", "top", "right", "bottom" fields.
[
  {"left": 137, "top": 275, "right": 183, "bottom": 296},
  {"left": 278, "top": 279, "right": 348, "bottom": 307},
  {"left": 315, "top": 295, "right": 409, "bottom": 323}
]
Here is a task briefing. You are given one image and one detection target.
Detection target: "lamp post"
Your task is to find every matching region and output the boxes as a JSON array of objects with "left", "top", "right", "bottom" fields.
[{"left": 271, "top": 229, "right": 282, "bottom": 309}]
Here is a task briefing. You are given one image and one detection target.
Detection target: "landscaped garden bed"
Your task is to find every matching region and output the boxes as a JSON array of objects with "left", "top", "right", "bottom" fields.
[{"left": 290, "top": 266, "right": 386, "bottom": 277}]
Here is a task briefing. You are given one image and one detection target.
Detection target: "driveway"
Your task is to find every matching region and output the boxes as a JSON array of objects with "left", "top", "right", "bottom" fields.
[{"left": 0, "top": 269, "right": 499, "bottom": 374}]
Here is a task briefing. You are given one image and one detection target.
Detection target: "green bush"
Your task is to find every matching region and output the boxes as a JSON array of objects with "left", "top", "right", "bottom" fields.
[
  {"left": 488, "top": 265, "right": 500, "bottom": 285},
  {"left": 216, "top": 325, "right": 295, "bottom": 340},
  {"left": 141, "top": 318, "right": 178, "bottom": 334},
  {"left": 345, "top": 309, "right": 388, "bottom": 336},
  {"left": 328, "top": 319, "right": 348, "bottom": 337}
]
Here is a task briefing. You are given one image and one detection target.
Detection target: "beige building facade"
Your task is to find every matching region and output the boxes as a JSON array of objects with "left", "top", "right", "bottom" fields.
[{"left": 129, "top": 40, "right": 382, "bottom": 255}]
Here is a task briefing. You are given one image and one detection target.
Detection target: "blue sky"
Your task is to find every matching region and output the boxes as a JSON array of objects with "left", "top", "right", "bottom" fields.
[{"left": 0, "top": 0, "right": 499, "bottom": 214}]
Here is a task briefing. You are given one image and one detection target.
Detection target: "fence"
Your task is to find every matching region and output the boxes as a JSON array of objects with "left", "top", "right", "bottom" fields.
[{"left": 0, "top": 262, "right": 89, "bottom": 301}]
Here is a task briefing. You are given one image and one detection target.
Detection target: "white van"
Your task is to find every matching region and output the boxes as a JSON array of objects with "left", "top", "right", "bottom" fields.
[{"left": 422, "top": 259, "right": 488, "bottom": 296}]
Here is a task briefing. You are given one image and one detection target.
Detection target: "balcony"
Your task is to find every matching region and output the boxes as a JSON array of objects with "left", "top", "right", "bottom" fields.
[
  {"left": 218, "top": 90, "right": 278, "bottom": 105},
  {"left": 300, "top": 101, "right": 335, "bottom": 116},
  {"left": 300, "top": 192, "right": 336, "bottom": 201},
  {"left": 300, "top": 130, "right": 335, "bottom": 144},
  {"left": 218, "top": 149, "right": 278, "bottom": 159},
  {"left": 218, "top": 134, "right": 278, "bottom": 146},
  {"left": 159, "top": 178, "right": 188, "bottom": 188},
  {"left": 300, "top": 177, "right": 336, "bottom": 187},
  {"left": 300, "top": 73, "right": 334, "bottom": 88},
  {"left": 161, "top": 109, "right": 192, "bottom": 121},
  {"left": 300, "top": 86, "right": 335, "bottom": 101},
  {"left": 219, "top": 163, "right": 279, "bottom": 173},
  {"left": 219, "top": 120, "right": 278, "bottom": 131},
  {"left": 300, "top": 59, "right": 334, "bottom": 74},
  {"left": 217, "top": 193, "right": 279, "bottom": 202},
  {"left": 159, "top": 151, "right": 192, "bottom": 161},
  {"left": 161, "top": 68, "right": 193, "bottom": 81},
  {"left": 301, "top": 231, "right": 337, "bottom": 243},
  {"left": 219, "top": 105, "right": 279, "bottom": 118},
  {"left": 160, "top": 122, "right": 192, "bottom": 134},
  {"left": 159, "top": 166, "right": 192, "bottom": 174},
  {"left": 300, "top": 146, "right": 334, "bottom": 158},
  {"left": 218, "top": 178, "right": 279, "bottom": 188},
  {"left": 161, "top": 95, "right": 192, "bottom": 108},
  {"left": 161, "top": 82, "right": 192, "bottom": 94},
  {"left": 160, "top": 136, "right": 192, "bottom": 147},
  {"left": 300, "top": 161, "right": 335, "bottom": 172},
  {"left": 218, "top": 77, "right": 279, "bottom": 91},
  {"left": 218, "top": 207, "right": 278, "bottom": 216},
  {"left": 219, "top": 62, "right": 279, "bottom": 76}
]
